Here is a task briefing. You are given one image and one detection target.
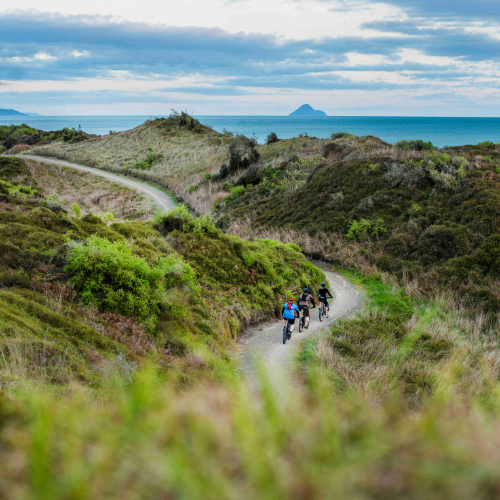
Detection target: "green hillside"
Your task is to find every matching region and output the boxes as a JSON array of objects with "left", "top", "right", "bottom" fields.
[
  {"left": 0, "top": 156, "right": 324, "bottom": 388},
  {"left": 218, "top": 134, "right": 500, "bottom": 317}
]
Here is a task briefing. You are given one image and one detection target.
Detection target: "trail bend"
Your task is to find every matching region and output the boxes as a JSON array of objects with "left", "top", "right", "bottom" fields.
[
  {"left": 239, "top": 267, "right": 363, "bottom": 392},
  {"left": 7, "top": 154, "right": 177, "bottom": 212}
]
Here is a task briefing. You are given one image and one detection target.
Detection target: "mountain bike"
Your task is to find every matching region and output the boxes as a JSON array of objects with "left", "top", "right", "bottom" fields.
[
  {"left": 283, "top": 321, "right": 291, "bottom": 344},
  {"left": 298, "top": 312, "right": 306, "bottom": 332},
  {"left": 319, "top": 303, "right": 325, "bottom": 322}
]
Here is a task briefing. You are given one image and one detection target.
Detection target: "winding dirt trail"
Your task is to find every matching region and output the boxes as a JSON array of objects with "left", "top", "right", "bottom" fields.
[
  {"left": 10, "top": 154, "right": 177, "bottom": 212},
  {"left": 9, "top": 153, "right": 363, "bottom": 390},
  {"left": 239, "top": 268, "right": 363, "bottom": 392}
]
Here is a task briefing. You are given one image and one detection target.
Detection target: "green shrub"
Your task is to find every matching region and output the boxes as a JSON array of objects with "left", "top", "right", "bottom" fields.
[
  {"left": 477, "top": 141, "right": 495, "bottom": 146},
  {"left": 187, "top": 185, "right": 198, "bottom": 193},
  {"left": 331, "top": 132, "right": 353, "bottom": 140},
  {"left": 395, "top": 139, "right": 434, "bottom": 151},
  {"left": 70, "top": 202, "right": 82, "bottom": 218},
  {"left": 417, "top": 225, "right": 468, "bottom": 265},
  {"left": 65, "top": 235, "right": 195, "bottom": 323},
  {"left": 346, "top": 218, "right": 387, "bottom": 241},
  {"left": 229, "top": 185, "right": 246, "bottom": 200},
  {"left": 134, "top": 148, "right": 162, "bottom": 170}
]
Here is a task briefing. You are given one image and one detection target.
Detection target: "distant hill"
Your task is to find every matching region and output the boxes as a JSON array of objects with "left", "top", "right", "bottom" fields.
[
  {"left": 0, "top": 109, "right": 29, "bottom": 116},
  {"left": 289, "top": 104, "right": 327, "bottom": 117}
]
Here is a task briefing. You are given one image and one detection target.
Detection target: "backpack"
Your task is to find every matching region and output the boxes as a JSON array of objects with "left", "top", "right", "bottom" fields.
[{"left": 300, "top": 293, "right": 308, "bottom": 303}]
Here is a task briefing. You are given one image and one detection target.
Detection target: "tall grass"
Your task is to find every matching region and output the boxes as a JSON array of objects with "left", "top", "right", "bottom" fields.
[
  {"left": 2, "top": 271, "right": 500, "bottom": 498},
  {"left": 4, "top": 354, "right": 500, "bottom": 499}
]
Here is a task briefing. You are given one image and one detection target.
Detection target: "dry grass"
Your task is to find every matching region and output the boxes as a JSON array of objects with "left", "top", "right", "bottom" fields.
[
  {"left": 25, "top": 159, "right": 156, "bottom": 221},
  {"left": 180, "top": 169, "right": 245, "bottom": 215},
  {"left": 7, "top": 144, "right": 32, "bottom": 155},
  {"left": 33, "top": 119, "right": 228, "bottom": 193}
]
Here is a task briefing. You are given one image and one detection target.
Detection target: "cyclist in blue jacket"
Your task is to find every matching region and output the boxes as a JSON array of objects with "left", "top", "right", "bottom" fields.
[{"left": 282, "top": 296, "right": 299, "bottom": 336}]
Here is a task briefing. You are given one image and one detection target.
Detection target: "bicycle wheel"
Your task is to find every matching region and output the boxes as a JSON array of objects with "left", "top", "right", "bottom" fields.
[
  {"left": 319, "top": 307, "right": 324, "bottom": 322},
  {"left": 299, "top": 317, "right": 303, "bottom": 332},
  {"left": 283, "top": 326, "right": 287, "bottom": 344}
]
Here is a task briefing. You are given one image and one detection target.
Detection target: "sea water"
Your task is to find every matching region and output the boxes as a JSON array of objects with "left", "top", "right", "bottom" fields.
[{"left": 1, "top": 115, "right": 499, "bottom": 147}]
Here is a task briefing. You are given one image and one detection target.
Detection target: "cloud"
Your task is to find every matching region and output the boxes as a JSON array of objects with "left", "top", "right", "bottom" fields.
[{"left": 1, "top": 5, "right": 500, "bottom": 114}]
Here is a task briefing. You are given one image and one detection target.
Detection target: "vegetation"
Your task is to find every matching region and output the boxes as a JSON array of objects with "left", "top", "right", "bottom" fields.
[
  {"left": 14, "top": 157, "right": 157, "bottom": 221},
  {"left": 0, "top": 155, "right": 323, "bottom": 389},
  {"left": 219, "top": 135, "right": 500, "bottom": 319},
  {"left": 3, "top": 272, "right": 500, "bottom": 498},
  {"left": 33, "top": 112, "right": 229, "bottom": 200},
  {"left": 3, "top": 126, "right": 500, "bottom": 497},
  {"left": 0, "top": 124, "right": 94, "bottom": 151}
]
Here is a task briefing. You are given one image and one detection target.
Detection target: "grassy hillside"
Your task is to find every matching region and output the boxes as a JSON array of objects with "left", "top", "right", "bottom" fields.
[
  {"left": 0, "top": 156, "right": 324, "bottom": 389},
  {"left": 32, "top": 113, "right": 229, "bottom": 197},
  {"left": 0, "top": 124, "right": 93, "bottom": 154},
  {"left": 218, "top": 134, "right": 500, "bottom": 317},
  {"left": 15, "top": 157, "right": 156, "bottom": 221}
]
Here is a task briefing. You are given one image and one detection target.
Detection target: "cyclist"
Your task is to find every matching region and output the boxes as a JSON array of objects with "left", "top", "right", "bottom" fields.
[
  {"left": 318, "top": 282, "right": 333, "bottom": 318},
  {"left": 282, "top": 296, "right": 299, "bottom": 337},
  {"left": 298, "top": 288, "right": 316, "bottom": 329}
]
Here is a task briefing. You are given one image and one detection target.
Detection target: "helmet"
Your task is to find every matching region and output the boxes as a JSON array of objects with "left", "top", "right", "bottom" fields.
[
  {"left": 289, "top": 296, "right": 295, "bottom": 301},
  {"left": 303, "top": 288, "right": 309, "bottom": 293},
  {"left": 321, "top": 282, "right": 326, "bottom": 286}
]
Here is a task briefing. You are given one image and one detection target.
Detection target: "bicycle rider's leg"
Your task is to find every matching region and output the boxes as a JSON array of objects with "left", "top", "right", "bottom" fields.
[
  {"left": 305, "top": 307, "right": 310, "bottom": 326},
  {"left": 290, "top": 318, "right": 295, "bottom": 332}
]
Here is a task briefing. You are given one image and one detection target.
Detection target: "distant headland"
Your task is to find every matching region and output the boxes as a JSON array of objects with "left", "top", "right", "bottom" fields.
[
  {"left": 289, "top": 104, "right": 327, "bottom": 117},
  {"left": 0, "top": 109, "right": 28, "bottom": 116}
]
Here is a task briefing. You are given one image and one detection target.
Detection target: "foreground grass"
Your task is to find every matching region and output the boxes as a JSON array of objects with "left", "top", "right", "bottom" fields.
[
  {"left": 3, "top": 356, "right": 500, "bottom": 498},
  {"left": 2, "top": 272, "right": 500, "bottom": 498}
]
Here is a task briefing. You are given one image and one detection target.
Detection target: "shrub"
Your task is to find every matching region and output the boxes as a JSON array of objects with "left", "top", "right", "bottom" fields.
[
  {"left": 417, "top": 225, "right": 468, "bottom": 265},
  {"left": 384, "top": 161, "right": 428, "bottom": 189},
  {"left": 266, "top": 132, "right": 279, "bottom": 144},
  {"left": 395, "top": 140, "right": 434, "bottom": 151},
  {"left": 477, "top": 141, "right": 495, "bottom": 146},
  {"left": 228, "top": 136, "right": 260, "bottom": 173},
  {"left": 187, "top": 185, "right": 198, "bottom": 193},
  {"left": 331, "top": 132, "right": 353, "bottom": 140},
  {"left": 134, "top": 148, "right": 162, "bottom": 170},
  {"left": 70, "top": 202, "right": 82, "bottom": 218},
  {"left": 228, "top": 185, "right": 246, "bottom": 201},
  {"left": 222, "top": 128, "right": 234, "bottom": 137},
  {"left": 154, "top": 205, "right": 218, "bottom": 238},
  {"left": 65, "top": 235, "right": 194, "bottom": 322},
  {"left": 346, "top": 218, "right": 386, "bottom": 241}
]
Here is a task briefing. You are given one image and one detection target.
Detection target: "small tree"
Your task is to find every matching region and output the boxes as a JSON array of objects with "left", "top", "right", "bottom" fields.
[{"left": 266, "top": 132, "right": 279, "bottom": 144}]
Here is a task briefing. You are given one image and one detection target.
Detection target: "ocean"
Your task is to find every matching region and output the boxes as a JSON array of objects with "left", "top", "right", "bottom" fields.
[{"left": 1, "top": 115, "right": 499, "bottom": 147}]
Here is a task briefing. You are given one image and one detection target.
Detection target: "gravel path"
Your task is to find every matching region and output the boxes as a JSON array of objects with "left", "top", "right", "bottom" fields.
[
  {"left": 239, "top": 267, "right": 363, "bottom": 393},
  {"left": 8, "top": 154, "right": 177, "bottom": 212}
]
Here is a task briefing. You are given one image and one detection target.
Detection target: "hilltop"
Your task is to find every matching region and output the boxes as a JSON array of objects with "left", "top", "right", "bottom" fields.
[
  {"left": 289, "top": 104, "right": 327, "bottom": 116},
  {"left": 32, "top": 111, "right": 229, "bottom": 198}
]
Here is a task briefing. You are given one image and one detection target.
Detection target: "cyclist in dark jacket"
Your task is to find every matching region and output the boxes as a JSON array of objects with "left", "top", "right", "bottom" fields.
[
  {"left": 298, "top": 288, "right": 316, "bottom": 329},
  {"left": 318, "top": 282, "right": 333, "bottom": 318}
]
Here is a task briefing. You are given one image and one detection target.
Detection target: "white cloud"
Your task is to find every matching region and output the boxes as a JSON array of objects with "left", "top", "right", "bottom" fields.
[
  {"left": 71, "top": 50, "right": 89, "bottom": 57},
  {"left": 6, "top": 51, "right": 57, "bottom": 63},
  {"left": 0, "top": 1, "right": 405, "bottom": 40}
]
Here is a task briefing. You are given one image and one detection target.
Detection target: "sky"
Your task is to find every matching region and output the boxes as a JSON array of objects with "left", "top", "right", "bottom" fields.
[{"left": 1, "top": 1, "right": 500, "bottom": 115}]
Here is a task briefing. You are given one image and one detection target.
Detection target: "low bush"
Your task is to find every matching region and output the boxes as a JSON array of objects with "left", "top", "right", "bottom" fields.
[
  {"left": 65, "top": 235, "right": 195, "bottom": 324},
  {"left": 266, "top": 132, "right": 279, "bottom": 144}
]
